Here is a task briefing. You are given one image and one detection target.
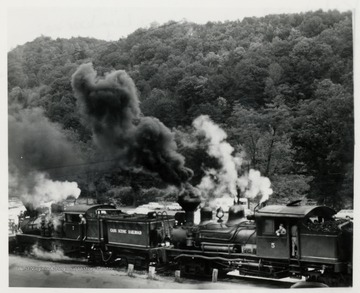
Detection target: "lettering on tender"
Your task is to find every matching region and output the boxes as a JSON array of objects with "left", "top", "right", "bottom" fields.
[
  {"left": 109, "top": 228, "right": 142, "bottom": 235},
  {"left": 128, "top": 230, "right": 142, "bottom": 235}
]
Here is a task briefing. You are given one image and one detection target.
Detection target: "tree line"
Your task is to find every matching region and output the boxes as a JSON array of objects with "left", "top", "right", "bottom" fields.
[{"left": 8, "top": 9, "right": 353, "bottom": 209}]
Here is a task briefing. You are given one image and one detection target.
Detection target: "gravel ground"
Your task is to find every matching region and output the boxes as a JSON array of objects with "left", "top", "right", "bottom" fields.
[{"left": 9, "top": 254, "right": 295, "bottom": 289}]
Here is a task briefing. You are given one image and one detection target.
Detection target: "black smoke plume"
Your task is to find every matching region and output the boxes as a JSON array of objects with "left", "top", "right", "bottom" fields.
[
  {"left": 72, "top": 63, "right": 193, "bottom": 186},
  {"left": 9, "top": 107, "right": 82, "bottom": 173},
  {"left": 8, "top": 100, "right": 82, "bottom": 208}
]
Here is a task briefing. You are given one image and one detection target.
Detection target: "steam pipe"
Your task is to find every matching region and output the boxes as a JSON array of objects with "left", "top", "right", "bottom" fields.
[{"left": 253, "top": 203, "right": 260, "bottom": 215}]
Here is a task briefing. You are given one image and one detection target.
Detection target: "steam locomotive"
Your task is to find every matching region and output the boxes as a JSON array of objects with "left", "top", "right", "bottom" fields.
[{"left": 13, "top": 194, "right": 353, "bottom": 287}]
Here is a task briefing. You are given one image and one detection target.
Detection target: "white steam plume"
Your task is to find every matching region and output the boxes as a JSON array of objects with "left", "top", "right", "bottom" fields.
[
  {"left": 193, "top": 115, "right": 243, "bottom": 199},
  {"left": 238, "top": 169, "right": 273, "bottom": 203},
  {"left": 11, "top": 170, "right": 81, "bottom": 209},
  {"left": 193, "top": 115, "right": 272, "bottom": 206}
]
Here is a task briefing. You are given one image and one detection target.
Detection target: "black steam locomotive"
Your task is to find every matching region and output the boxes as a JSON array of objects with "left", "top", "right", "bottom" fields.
[{"left": 13, "top": 194, "right": 352, "bottom": 287}]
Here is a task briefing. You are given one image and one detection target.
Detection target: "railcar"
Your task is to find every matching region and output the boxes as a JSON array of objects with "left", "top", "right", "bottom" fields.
[{"left": 13, "top": 197, "right": 352, "bottom": 287}]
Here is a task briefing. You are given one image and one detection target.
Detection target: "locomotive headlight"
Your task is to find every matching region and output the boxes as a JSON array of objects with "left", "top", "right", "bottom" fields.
[{"left": 216, "top": 207, "right": 224, "bottom": 222}]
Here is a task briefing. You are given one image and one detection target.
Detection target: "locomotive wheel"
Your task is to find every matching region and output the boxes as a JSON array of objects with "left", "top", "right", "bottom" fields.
[
  {"left": 119, "top": 257, "right": 128, "bottom": 268},
  {"left": 178, "top": 259, "right": 228, "bottom": 279},
  {"left": 178, "top": 259, "right": 205, "bottom": 277},
  {"left": 202, "top": 260, "right": 230, "bottom": 278},
  {"left": 88, "top": 250, "right": 103, "bottom": 265}
]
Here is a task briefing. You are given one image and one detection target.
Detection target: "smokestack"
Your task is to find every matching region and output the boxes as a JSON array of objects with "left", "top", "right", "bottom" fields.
[{"left": 177, "top": 189, "right": 201, "bottom": 226}]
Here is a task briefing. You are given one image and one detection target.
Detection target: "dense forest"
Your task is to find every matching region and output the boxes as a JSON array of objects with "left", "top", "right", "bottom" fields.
[{"left": 8, "top": 9, "right": 353, "bottom": 209}]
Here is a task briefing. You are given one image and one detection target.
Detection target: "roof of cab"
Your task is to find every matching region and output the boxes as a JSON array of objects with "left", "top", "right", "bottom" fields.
[
  {"left": 255, "top": 205, "right": 336, "bottom": 219},
  {"left": 64, "top": 204, "right": 115, "bottom": 215}
]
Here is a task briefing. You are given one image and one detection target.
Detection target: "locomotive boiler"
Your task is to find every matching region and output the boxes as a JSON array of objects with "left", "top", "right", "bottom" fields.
[{"left": 171, "top": 194, "right": 256, "bottom": 253}]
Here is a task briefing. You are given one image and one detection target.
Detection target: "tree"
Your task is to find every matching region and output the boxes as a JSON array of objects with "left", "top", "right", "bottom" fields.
[
  {"left": 291, "top": 79, "right": 353, "bottom": 208},
  {"left": 300, "top": 15, "right": 327, "bottom": 38},
  {"left": 141, "top": 89, "right": 183, "bottom": 128},
  {"left": 8, "top": 52, "right": 28, "bottom": 89},
  {"left": 227, "top": 97, "right": 292, "bottom": 175},
  {"left": 230, "top": 52, "right": 271, "bottom": 107},
  {"left": 227, "top": 100, "right": 313, "bottom": 202},
  {"left": 176, "top": 75, "right": 208, "bottom": 111}
]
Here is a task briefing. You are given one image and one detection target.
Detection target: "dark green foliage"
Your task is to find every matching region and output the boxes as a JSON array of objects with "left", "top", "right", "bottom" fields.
[
  {"left": 291, "top": 79, "right": 353, "bottom": 209},
  {"left": 8, "top": 10, "right": 353, "bottom": 208}
]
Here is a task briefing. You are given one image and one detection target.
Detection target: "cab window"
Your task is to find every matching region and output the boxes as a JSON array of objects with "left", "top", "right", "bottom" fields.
[
  {"left": 65, "top": 214, "right": 80, "bottom": 223},
  {"left": 263, "top": 219, "right": 274, "bottom": 234}
]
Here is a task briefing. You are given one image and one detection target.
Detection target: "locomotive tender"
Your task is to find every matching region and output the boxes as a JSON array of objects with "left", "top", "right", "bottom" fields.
[{"left": 14, "top": 196, "right": 352, "bottom": 287}]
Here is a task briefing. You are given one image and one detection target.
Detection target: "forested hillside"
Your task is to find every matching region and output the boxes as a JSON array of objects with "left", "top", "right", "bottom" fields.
[{"left": 8, "top": 9, "right": 353, "bottom": 209}]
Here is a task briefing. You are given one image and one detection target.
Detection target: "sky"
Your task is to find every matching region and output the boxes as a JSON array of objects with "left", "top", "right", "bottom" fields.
[{"left": 5, "top": 0, "right": 359, "bottom": 51}]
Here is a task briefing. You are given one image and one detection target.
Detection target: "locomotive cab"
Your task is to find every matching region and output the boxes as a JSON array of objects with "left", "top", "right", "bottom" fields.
[
  {"left": 253, "top": 202, "right": 352, "bottom": 285},
  {"left": 63, "top": 213, "right": 82, "bottom": 239},
  {"left": 63, "top": 204, "right": 116, "bottom": 240},
  {"left": 255, "top": 202, "right": 350, "bottom": 264}
]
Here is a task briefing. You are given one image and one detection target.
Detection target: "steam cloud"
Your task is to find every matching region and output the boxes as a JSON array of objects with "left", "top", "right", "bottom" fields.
[
  {"left": 71, "top": 63, "right": 192, "bottom": 186},
  {"left": 30, "top": 244, "right": 73, "bottom": 262},
  {"left": 193, "top": 115, "right": 243, "bottom": 197},
  {"left": 8, "top": 101, "right": 82, "bottom": 208},
  {"left": 238, "top": 169, "right": 273, "bottom": 204},
  {"left": 193, "top": 115, "right": 273, "bottom": 206},
  {"left": 11, "top": 172, "right": 81, "bottom": 209}
]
